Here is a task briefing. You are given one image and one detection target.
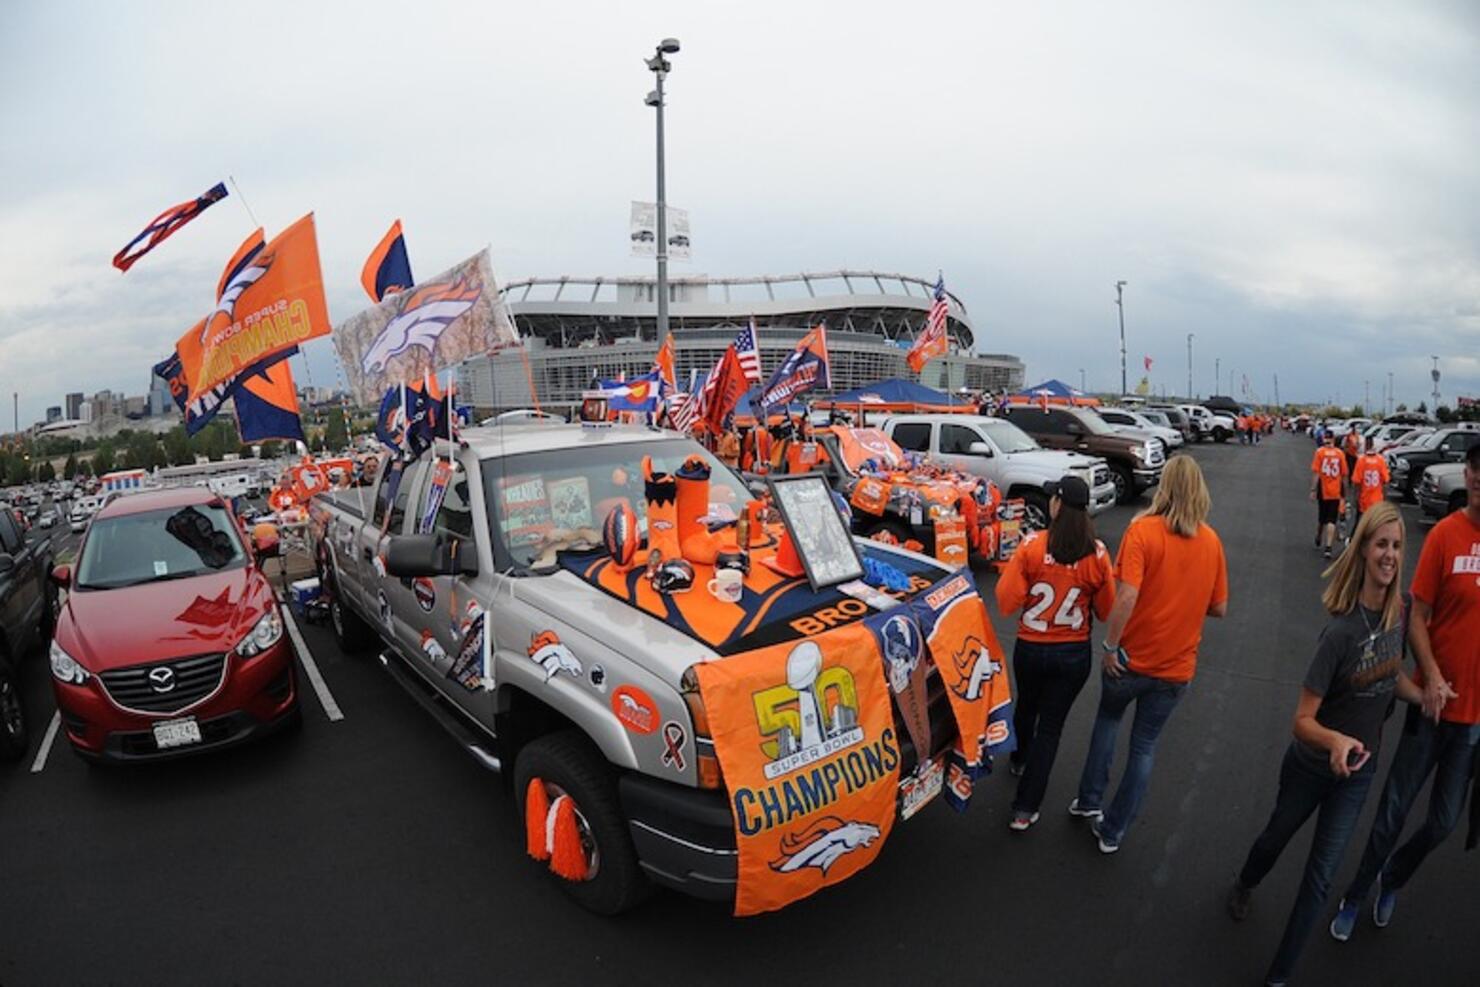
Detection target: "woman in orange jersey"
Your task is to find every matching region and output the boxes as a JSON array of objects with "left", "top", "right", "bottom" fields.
[
  {"left": 996, "top": 475, "right": 1116, "bottom": 831},
  {"left": 1071, "top": 456, "right": 1229, "bottom": 853}
]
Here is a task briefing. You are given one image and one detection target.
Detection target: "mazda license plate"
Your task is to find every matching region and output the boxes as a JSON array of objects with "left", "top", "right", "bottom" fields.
[
  {"left": 153, "top": 717, "right": 202, "bottom": 749},
  {"left": 899, "top": 754, "right": 945, "bottom": 820}
]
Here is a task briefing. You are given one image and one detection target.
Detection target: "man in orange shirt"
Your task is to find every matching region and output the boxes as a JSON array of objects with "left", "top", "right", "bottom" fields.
[
  {"left": 1311, "top": 432, "right": 1349, "bottom": 559},
  {"left": 1351, "top": 437, "right": 1389, "bottom": 529},
  {"left": 1071, "top": 457, "right": 1229, "bottom": 853},
  {"left": 1332, "top": 443, "right": 1480, "bottom": 936}
]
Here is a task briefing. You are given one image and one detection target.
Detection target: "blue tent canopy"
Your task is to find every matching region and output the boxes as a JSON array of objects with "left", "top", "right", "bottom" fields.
[
  {"left": 817, "top": 377, "right": 971, "bottom": 409},
  {"left": 1011, "top": 378, "right": 1099, "bottom": 405}
]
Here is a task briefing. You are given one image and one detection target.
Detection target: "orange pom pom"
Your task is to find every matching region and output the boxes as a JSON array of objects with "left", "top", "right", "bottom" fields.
[
  {"left": 525, "top": 778, "right": 551, "bottom": 861},
  {"left": 547, "top": 795, "right": 589, "bottom": 882}
]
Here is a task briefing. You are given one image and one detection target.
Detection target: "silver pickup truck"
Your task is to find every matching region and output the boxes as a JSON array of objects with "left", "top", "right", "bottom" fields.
[{"left": 308, "top": 423, "right": 962, "bottom": 914}]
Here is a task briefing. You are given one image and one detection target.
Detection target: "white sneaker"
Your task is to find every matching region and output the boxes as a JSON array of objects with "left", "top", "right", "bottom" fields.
[
  {"left": 1008, "top": 811, "right": 1039, "bottom": 832},
  {"left": 1068, "top": 798, "right": 1102, "bottom": 820}
]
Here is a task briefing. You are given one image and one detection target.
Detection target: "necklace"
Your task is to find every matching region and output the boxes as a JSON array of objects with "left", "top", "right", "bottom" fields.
[{"left": 1358, "top": 604, "right": 1381, "bottom": 640}]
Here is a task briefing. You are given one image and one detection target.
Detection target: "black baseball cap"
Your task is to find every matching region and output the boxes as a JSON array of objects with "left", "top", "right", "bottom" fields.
[{"left": 1045, "top": 475, "right": 1090, "bottom": 509}]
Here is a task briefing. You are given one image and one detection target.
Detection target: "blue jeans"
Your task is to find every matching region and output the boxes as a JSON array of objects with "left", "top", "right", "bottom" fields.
[
  {"left": 1074, "top": 669, "right": 1187, "bottom": 842},
  {"left": 1010, "top": 639, "right": 1092, "bottom": 814},
  {"left": 1238, "top": 744, "right": 1376, "bottom": 983},
  {"left": 1343, "top": 706, "right": 1480, "bottom": 902}
]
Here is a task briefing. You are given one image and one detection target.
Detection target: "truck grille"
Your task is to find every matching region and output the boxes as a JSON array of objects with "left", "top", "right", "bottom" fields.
[
  {"left": 1147, "top": 440, "right": 1166, "bottom": 466},
  {"left": 100, "top": 653, "right": 227, "bottom": 714},
  {"left": 1093, "top": 465, "right": 1110, "bottom": 489},
  {"left": 1420, "top": 474, "right": 1438, "bottom": 497}
]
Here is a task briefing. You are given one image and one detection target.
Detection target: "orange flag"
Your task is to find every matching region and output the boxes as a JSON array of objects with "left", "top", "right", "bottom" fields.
[
  {"left": 695, "top": 622, "right": 900, "bottom": 916},
  {"left": 177, "top": 213, "right": 331, "bottom": 401}
]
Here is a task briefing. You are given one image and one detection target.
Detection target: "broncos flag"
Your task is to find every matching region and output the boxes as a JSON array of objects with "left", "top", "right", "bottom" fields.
[
  {"left": 113, "top": 182, "right": 228, "bottom": 272},
  {"left": 693, "top": 620, "right": 899, "bottom": 916},
  {"left": 760, "top": 324, "right": 830, "bottom": 409},
  {"left": 361, "top": 219, "right": 415, "bottom": 302},
  {"left": 175, "top": 213, "right": 331, "bottom": 402}
]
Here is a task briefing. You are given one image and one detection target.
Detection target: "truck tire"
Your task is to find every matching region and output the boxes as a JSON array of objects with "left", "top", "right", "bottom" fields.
[
  {"left": 1111, "top": 464, "right": 1135, "bottom": 504},
  {"left": 0, "top": 653, "right": 28, "bottom": 762},
  {"left": 1018, "top": 490, "right": 1049, "bottom": 532},
  {"left": 514, "top": 730, "right": 652, "bottom": 915},
  {"left": 1213, "top": 427, "right": 1229, "bottom": 443}
]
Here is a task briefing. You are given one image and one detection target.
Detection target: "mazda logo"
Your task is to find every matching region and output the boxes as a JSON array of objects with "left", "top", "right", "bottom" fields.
[{"left": 148, "top": 667, "right": 176, "bottom": 693}]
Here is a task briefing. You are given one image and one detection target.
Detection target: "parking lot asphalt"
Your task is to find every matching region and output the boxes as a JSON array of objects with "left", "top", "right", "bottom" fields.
[{"left": 1, "top": 434, "right": 1470, "bottom": 986}]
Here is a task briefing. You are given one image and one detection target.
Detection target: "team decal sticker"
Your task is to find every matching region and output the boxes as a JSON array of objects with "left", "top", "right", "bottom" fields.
[
  {"left": 413, "top": 576, "right": 436, "bottom": 612},
  {"left": 528, "top": 630, "right": 582, "bottom": 682},
  {"left": 377, "top": 590, "right": 392, "bottom": 630},
  {"left": 611, "top": 685, "right": 659, "bottom": 735},
  {"left": 419, "top": 629, "right": 448, "bottom": 663},
  {"left": 587, "top": 663, "right": 607, "bottom": 692},
  {"left": 447, "top": 608, "right": 486, "bottom": 692}
]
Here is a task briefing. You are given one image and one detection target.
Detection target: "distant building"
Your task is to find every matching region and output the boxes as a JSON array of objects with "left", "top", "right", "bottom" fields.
[
  {"left": 78, "top": 400, "right": 93, "bottom": 423},
  {"left": 124, "top": 395, "right": 147, "bottom": 418},
  {"left": 45, "top": 406, "right": 62, "bottom": 423},
  {"left": 65, "top": 392, "right": 84, "bottom": 419},
  {"left": 90, "top": 389, "right": 116, "bottom": 419},
  {"left": 457, "top": 270, "right": 1025, "bottom": 411},
  {"left": 147, "top": 371, "right": 174, "bottom": 417}
]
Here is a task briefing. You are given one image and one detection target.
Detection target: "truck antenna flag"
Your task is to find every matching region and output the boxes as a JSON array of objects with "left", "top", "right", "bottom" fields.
[
  {"left": 362, "top": 219, "right": 415, "bottom": 302},
  {"left": 112, "top": 182, "right": 229, "bottom": 273}
]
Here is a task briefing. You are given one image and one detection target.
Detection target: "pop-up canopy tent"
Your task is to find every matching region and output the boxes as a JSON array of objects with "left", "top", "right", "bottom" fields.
[
  {"left": 1005, "top": 378, "right": 1101, "bottom": 407},
  {"left": 814, "top": 377, "right": 975, "bottom": 415}
]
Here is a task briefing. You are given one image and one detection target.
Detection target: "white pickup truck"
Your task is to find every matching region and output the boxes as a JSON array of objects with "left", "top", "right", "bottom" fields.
[
  {"left": 878, "top": 415, "right": 1117, "bottom": 526},
  {"left": 307, "top": 423, "right": 972, "bottom": 914}
]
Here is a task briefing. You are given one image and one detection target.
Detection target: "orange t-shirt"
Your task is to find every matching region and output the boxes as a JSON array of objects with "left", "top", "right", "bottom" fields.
[
  {"left": 1312, "top": 447, "right": 1348, "bottom": 500},
  {"left": 995, "top": 530, "right": 1116, "bottom": 643},
  {"left": 1116, "top": 515, "right": 1229, "bottom": 682},
  {"left": 1409, "top": 510, "right": 1480, "bottom": 725},
  {"left": 1342, "top": 432, "right": 1362, "bottom": 458},
  {"left": 1353, "top": 453, "right": 1390, "bottom": 512}
]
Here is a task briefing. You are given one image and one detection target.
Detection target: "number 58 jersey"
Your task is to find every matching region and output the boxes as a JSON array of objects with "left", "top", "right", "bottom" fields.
[{"left": 994, "top": 530, "right": 1117, "bottom": 643}]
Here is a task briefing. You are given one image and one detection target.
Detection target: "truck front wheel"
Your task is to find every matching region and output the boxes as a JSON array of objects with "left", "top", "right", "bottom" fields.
[
  {"left": 318, "top": 547, "right": 373, "bottom": 654},
  {"left": 1111, "top": 464, "right": 1135, "bottom": 504},
  {"left": 514, "top": 731, "right": 652, "bottom": 915},
  {"left": 1213, "top": 426, "right": 1229, "bottom": 443},
  {"left": 0, "top": 654, "right": 28, "bottom": 763}
]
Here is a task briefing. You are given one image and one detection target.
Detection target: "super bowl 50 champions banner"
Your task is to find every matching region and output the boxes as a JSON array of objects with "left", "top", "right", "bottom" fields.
[
  {"left": 695, "top": 621, "right": 899, "bottom": 916},
  {"left": 333, "top": 248, "right": 517, "bottom": 404}
]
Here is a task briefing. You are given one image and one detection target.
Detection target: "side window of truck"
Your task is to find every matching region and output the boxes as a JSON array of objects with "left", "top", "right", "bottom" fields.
[
  {"left": 388, "top": 460, "right": 427, "bottom": 535},
  {"left": 891, "top": 422, "right": 931, "bottom": 452},
  {"left": 372, "top": 458, "right": 401, "bottom": 528},
  {"left": 429, "top": 461, "right": 476, "bottom": 542},
  {"left": 0, "top": 513, "right": 19, "bottom": 554},
  {"left": 940, "top": 423, "right": 980, "bottom": 454}
]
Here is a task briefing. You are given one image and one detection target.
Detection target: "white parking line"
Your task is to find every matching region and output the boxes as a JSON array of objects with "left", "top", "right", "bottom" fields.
[
  {"left": 30, "top": 711, "right": 61, "bottom": 774},
  {"left": 283, "top": 608, "right": 344, "bottom": 722}
]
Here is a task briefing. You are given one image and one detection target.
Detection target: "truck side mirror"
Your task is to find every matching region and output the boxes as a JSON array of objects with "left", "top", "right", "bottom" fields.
[
  {"left": 967, "top": 441, "right": 993, "bottom": 457},
  {"left": 386, "top": 533, "right": 478, "bottom": 578}
]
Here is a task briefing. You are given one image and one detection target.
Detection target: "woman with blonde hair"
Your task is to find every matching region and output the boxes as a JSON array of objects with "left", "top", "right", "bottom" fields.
[
  {"left": 1226, "top": 501, "right": 1421, "bottom": 986},
  {"left": 1071, "top": 456, "right": 1229, "bottom": 853}
]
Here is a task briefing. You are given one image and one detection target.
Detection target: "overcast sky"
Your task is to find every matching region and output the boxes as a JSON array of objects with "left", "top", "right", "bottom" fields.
[{"left": 2, "top": 0, "right": 1476, "bottom": 427}]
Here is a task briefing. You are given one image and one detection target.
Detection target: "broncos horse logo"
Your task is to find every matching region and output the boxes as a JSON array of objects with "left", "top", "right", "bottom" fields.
[
  {"left": 951, "top": 635, "right": 1004, "bottom": 701},
  {"left": 528, "top": 630, "right": 583, "bottom": 682},
  {"left": 199, "top": 252, "right": 273, "bottom": 345},
  {"left": 362, "top": 278, "right": 482, "bottom": 374},
  {"left": 770, "top": 816, "right": 881, "bottom": 876}
]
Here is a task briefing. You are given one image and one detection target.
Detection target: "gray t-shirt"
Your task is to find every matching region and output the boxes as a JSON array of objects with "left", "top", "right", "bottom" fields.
[{"left": 1295, "top": 605, "right": 1403, "bottom": 773}]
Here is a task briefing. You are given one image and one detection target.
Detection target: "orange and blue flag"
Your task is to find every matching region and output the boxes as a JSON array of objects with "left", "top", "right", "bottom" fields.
[
  {"left": 761, "top": 323, "right": 830, "bottom": 408},
  {"left": 113, "top": 182, "right": 228, "bottom": 272},
  {"left": 234, "top": 357, "right": 305, "bottom": 443},
  {"left": 361, "top": 219, "right": 415, "bottom": 302}
]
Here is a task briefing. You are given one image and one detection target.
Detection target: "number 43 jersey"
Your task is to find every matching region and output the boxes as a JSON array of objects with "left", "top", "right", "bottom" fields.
[{"left": 994, "top": 530, "right": 1117, "bottom": 644}]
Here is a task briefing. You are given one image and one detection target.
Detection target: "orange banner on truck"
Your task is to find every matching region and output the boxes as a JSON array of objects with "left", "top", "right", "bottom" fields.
[
  {"left": 695, "top": 622, "right": 899, "bottom": 916},
  {"left": 177, "top": 214, "right": 331, "bottom": 401}
]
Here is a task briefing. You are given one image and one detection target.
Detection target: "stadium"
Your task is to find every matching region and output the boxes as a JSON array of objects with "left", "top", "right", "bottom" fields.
[{"left": 456, "top": 270, "right": 1025, "bottom": 412}]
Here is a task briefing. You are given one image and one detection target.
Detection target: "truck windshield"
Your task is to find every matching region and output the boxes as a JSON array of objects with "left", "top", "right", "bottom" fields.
[
  {"left": 1077, "top": 412, "right": 1116, "bottom": 436},
  {"left": 980, "top": 419, "right": 1040, "bottom": 453},
  {"left": 75, "top": 504, "right": 246, "bottom": 589},
  {"left": 483, "top": 438, "right": 752, "bottom": 569}
]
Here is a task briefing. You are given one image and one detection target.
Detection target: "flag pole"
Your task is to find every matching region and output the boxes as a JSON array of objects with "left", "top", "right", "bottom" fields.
[{"left": 227, "top": 175, "right": 261, "bottom": 228}]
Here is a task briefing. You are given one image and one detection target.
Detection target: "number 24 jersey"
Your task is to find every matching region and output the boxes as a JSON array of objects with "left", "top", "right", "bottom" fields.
[{"left": 995, "top": 530, "right": 1117, "bottom": 643}]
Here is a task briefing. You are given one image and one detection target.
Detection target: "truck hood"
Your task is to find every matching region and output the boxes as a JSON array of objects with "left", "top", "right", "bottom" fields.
[
  {"left": 58, "top": 567, "right": 272, "bottom": 672},
  {"left": 1002, "top": 449, "right": 1105, "bottom": 479}
]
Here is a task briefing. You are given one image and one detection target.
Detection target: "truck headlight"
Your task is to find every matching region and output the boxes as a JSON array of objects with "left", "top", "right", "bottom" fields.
[
  {"left": 50, "top": 640, "right": 90, "bottom": 685},
  {"left": 1131, "top": 444, "right": 1148, "bottom": 461},
  {"left": 236, "top": 607, "right": 284, "bottom": 658}
]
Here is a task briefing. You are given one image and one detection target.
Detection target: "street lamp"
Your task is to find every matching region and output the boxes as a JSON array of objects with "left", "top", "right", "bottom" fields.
[
  {"left": 1079, "top": 368, "right": 1086, "bottom": 393},
  {"left": 1215, "top": 357, "right": 1220, "bottom": 397},
  {"left": 1114, "top": 281, "right": 1127, "bottom": 396},
  {"left": 1186, "top": 333, "right": 1194, "bottom": 400},
  {"left": 644, "top": 37, "right": 681, "bottom": 343}
]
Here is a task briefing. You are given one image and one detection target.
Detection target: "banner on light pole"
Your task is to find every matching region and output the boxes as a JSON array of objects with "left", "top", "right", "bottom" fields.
[{"left": 630, "top": 201, "right": 690, "bottom": 260}]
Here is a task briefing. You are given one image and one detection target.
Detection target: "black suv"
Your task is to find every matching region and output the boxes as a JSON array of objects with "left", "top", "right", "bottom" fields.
[
  {"left": 1388, "top": 428, "right": 1480, "bottom": 501},
  {"left": 0, "top": 505, "right": 55, "bottom": 761}
]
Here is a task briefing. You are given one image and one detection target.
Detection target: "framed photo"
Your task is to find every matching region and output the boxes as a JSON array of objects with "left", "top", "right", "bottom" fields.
[{"left": 768, "top": 474, "right": 864, "bottom": 592}]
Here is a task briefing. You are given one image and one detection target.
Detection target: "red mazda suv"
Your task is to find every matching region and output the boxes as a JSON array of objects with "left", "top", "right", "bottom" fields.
[{"left": 48, "top": 487, "right": 300, "bottom": 761}]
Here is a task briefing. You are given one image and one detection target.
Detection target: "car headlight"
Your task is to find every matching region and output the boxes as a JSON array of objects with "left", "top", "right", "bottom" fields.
[
  {"left": 50, "top": 640, "right": 90, "bottom": 685},
  {"left": 1393, "top": 457, "right": 1408, "bottom": 470},
  {"left": 237, "top": 607, "right": 284, "bottom": 658},
  {"left": 1131, "top": 444, "right": 1148, "bottom": 461}
]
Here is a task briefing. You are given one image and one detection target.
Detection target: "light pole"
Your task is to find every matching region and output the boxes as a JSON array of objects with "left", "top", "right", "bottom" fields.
[
  {"left": 1186, "top": 333, "right": 1194, "bottom": 400},
  {"left": 1430, "top": 355, "right": 1440, "bottom": 411},
  {"left": 1364, "top": 379, "right": 1370, "bottom": 415},
  {"left": 1114, "top": 280, "right": 1127, "bottom": 396},
  {"left": 1215, "top": 357, "right": 1220, "bottom": 397},
  {"left": 1079, "top": 368, "right": 1086, "bottom": 393},
  {"left": 1387, "top": 371, "right": 1394, "bottom": 416},
  {"left": 644, "top": 38, "right": 681, "bottom": 343}
]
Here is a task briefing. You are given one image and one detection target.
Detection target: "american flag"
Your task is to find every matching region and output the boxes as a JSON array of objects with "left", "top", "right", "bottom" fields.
[
  {"left": 667, "top": 391, "right": 697, "bottom": 432},
  {"left": 906, "top": 275, "right": 950, "bottom": 372},
  {"left": 695, "top": 321, "right": 762, "bottom": 423}
]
